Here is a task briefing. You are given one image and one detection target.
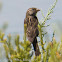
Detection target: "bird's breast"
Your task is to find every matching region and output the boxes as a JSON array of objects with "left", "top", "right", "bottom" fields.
[
  {"left": 27, "top": 16, "right": 38, "bottom": 28},
  {"left": 26, "top": 16, "right": 38, "bottom": 37}
]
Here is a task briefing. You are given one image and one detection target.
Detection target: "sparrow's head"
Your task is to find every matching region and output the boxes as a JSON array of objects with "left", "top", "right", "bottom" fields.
[{"left": 26, "top": 8, "right": 40, "bottom": 16}]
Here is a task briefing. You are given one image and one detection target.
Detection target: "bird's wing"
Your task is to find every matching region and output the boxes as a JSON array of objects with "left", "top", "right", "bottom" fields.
[
  {"left": 26, "top": 17, "right": 39, "bottom": 36},
  {"left": 24, "top": 17, "right": 39, "bottom": 42},
  {"left": 33, "top": 19, "right": 39, "bottom": 36}
]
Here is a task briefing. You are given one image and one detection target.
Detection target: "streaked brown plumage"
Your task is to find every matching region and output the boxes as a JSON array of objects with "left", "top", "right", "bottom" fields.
[{"left": 24, "top": 8, "right": 41, "bottom": 56}]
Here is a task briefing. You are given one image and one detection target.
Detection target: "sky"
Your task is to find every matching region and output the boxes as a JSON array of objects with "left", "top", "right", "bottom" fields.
[
  {"left": 0, "top": 0, "right": 61, "bottom": 42},
  {"left": 0, "top": 0, "right": 61, "bottom": 41},
  {"left": 0, "top": 0, "right": 62, "bottom": 62}
]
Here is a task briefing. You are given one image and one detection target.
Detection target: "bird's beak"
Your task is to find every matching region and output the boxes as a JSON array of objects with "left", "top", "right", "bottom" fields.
[{"left": 36, "top": 9, "right": 40, "bottom": 12}]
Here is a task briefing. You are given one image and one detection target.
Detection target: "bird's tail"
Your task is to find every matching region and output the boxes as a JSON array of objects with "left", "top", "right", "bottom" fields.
[{"left": 32, "top": 37, "right": 41, "bottom": 56}]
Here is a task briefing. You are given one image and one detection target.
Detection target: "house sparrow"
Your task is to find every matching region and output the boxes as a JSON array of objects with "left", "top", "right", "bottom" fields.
[{"left": 24, "top": 8, "right": 40, "bottom": 56}]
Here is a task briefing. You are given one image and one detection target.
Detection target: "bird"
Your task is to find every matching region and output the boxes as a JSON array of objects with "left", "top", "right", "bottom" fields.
[{"left": 24, "top": 8, "right": 41, "bottom": 56}]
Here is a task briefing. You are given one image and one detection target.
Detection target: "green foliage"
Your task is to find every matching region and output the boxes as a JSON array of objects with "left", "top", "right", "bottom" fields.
[
  {"left": 38, "top": 0, "right": 58, "bottom": 53},
  {"left": 1, "top": 0, "right": 62, "bottom": 62},
  {"left": 0, "top": 31, "right": 32, "bottom": 62}
]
